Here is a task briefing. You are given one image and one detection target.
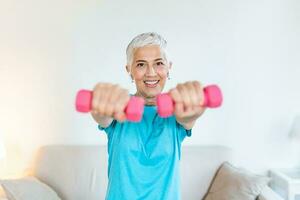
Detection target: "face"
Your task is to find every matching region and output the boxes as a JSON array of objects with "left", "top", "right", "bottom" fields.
[{"left": 126, "top": 45, "right": 172, "bottom": 99}]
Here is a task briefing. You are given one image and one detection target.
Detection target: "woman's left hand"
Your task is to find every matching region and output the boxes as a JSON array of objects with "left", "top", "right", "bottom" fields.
[{"left": 168, "top": 81, "right": 206, "bottom": 130}]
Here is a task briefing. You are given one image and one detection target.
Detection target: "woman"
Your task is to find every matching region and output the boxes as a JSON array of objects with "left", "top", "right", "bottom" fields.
[{"left": 91, "top": 32, "right": 206, "bottom": 200}]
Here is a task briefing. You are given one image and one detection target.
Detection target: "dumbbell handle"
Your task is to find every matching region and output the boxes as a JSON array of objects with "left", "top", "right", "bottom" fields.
[
  {"left": 157, "top": 84, "right": 223, "bottom": 117},
  {"left": 75, "top": 90, "right": 145, "bottom": 122}
]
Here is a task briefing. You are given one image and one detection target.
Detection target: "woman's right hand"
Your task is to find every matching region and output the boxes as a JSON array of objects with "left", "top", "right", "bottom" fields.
[{"left": 91, "top": 83, "right": 130, "bottom": 124}]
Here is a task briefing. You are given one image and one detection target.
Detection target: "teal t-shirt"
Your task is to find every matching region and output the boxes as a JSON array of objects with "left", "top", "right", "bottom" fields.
[{"left": 98, "top": 105, "right": 192, "bottom": 200}]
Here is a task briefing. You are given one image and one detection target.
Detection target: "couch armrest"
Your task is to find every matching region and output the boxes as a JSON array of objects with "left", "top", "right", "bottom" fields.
[{"left": 257, "top": 186, "right": 284, "bottom": 200}]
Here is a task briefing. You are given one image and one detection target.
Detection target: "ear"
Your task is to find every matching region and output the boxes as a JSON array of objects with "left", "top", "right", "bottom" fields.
[
  {"left": 126, "top": 65, "right": 133, "bottom": 80},
  {"left": 126, "top": 65, "right": 130, "bottom": 73}
]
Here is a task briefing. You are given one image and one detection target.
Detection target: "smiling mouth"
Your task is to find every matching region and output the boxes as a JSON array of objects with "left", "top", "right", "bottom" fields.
[{"left": 144, "top": 80, "right": 160, "bottom": 88}]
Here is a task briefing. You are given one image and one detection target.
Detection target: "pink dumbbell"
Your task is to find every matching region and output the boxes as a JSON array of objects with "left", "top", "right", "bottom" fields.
[
  {"left": 156, "top": 84, "right": 223, "bottom": 118},
  {"left": 75, "top": 89, "right": 145, "bottom": 122}
]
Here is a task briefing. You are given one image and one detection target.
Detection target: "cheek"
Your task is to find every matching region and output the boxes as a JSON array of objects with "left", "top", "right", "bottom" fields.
[
  {"left": 157, "top": 70, "right": 168, "bottom": 79},
  {"left": 133, "top": 71, "right": 144, "bottom": 80},
  {"left": 158, "top": 72, "right": 167, "bottom": 86}
]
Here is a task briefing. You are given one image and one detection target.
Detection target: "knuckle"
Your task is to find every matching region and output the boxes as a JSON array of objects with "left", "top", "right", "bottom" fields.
[
  {"left": 95, "top": 82, "right": 103, "bottom": 88},
  {"left": 104, "top": 83, "right": 112, "bottom": 89},
  {"left": 93, "top": 83, "right": 103, "bottom": 91},
  {"left": 193, "top": 81, "right": 202, "bottom": 89},
  {"left": 193, "top": 80, "right": 201, "bottom": 85},
  {"left": 184, "top": 81, "right": 191, "bottom": 86},
  {"left": 169, "top": 89, "right": 176, "bottom": 96},
  {"left": 177, "top": 84, "right": 183, "bottom": 90},
  {"left": 187, "top": 82, "right": 194, "bottom": 89}
]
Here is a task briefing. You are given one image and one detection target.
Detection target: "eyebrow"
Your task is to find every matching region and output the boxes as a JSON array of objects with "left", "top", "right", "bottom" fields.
[{"left": 135, "top": 58, "right": 164, "bottom": 63}]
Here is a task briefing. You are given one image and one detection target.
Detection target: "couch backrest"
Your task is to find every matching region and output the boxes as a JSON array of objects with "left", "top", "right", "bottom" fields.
[{"left": 33, "top": 145, "right": 233, "bottom": 200}]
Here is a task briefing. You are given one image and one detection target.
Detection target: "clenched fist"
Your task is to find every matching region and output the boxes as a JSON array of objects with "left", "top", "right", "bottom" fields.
[
  {"left": 169, "top": 81, "right": 206, "bottom": 129},
  {"left": 91, "top": 83, "right": 130, "bottom": 123}
]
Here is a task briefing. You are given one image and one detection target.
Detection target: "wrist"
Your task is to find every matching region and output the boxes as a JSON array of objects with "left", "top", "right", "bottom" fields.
[{"left": 178, "top": 120, "right": 195, "bottom": 130}]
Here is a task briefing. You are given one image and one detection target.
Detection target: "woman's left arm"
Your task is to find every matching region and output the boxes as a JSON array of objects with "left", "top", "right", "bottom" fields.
[{"left": 169, "top": 81, "right": 206, "bottom": 130}]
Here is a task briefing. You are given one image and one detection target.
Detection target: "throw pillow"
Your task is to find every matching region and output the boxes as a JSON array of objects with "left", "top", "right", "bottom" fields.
[
  {"left": 0, "top": 176, "right": 61, "bottom": 200},
  {"left": 204, "top": 162, "right": 270, "bottom": 200}
]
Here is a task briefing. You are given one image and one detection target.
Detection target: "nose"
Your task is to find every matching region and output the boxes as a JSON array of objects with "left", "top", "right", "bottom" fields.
[{"left": 145, "top": 65, "right": 157, "bottom": 76}]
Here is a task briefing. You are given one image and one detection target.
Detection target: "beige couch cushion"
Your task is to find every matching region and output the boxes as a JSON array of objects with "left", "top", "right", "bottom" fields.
[
  {"left": 0, "top": 176, "right": 61, "bottom": 200},
  {"left": 204, "top": 162, "right": 270, "bottom": 200}
]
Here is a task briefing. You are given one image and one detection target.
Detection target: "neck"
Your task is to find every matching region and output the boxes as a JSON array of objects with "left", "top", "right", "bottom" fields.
[{"left": 134, "top": 92, "right": 156, "bottom": 106}]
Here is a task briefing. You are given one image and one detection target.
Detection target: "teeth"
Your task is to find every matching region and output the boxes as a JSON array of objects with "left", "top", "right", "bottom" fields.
[{"left": 144, "top": 80, "right": 159, "bottom": 85}]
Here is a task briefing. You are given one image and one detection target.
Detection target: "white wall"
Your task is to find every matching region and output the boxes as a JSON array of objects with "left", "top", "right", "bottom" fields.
[{"left": 0, "top": 0, "right": 299, "bottom": 175}]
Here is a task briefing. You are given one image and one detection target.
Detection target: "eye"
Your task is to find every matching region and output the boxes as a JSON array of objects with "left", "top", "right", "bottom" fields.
[
  {"left": 137, "top": 63, "right": 145, "bottom": 67},
  {"left": 157, "top": 62, "right": 164, "bottom": 66}
]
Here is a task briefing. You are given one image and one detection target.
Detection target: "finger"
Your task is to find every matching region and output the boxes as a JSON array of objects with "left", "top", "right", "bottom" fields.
[
  {"left": 169, "top": 87, "right": 184, "bottom": 117},
  {"left": 92, "top": 84, "right": 104, "bottom": 115},
  {"left": 114, "top": 112, "right": 126, "bottom": 122},
  {"left": 99, "top": 84, "right": 112, "bottom": 116},
  {"left": 108, "top": 84, "right": 122, "bottom": 103},
  {"left": 113, "top": 90, "right": 130, "bottom": 121},
  {"left": 177, "top": 83, "right": 191, "bottom": 111},
  {"left": 91, "top": 90, "right": 100, "bottom": 115},
  {"left": 193, "top": 81, "right": 205, "bottom": 106},
  {"left": 169, "top": 88, "right": 183, "bottom": 104},
  {"left": 174, "top": 102, "right": 184, "bottom": 117},
  {"left": 186, "top": 81, "right": 198, "bottom": 106},
  {"left": 105, "top": 84, "right": 122, "bottom": 117}
]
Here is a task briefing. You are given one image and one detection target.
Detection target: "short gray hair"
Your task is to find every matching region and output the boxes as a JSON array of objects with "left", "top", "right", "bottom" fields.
[{"left": 126, "top": 32, "right": 169, "bottom": 66}]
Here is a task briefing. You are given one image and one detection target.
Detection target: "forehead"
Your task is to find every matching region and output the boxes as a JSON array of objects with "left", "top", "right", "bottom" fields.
[{"left": 133, "top": 45, "right": 164, "bottom": 61}]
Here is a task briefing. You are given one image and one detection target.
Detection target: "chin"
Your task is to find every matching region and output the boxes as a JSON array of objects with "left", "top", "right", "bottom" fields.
[{"left": 143, "top": 88, "right": 162, "bottom": 98}]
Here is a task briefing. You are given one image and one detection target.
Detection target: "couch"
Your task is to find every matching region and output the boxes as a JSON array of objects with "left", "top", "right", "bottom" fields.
[{"left": 1, "top": 145, "right": 284, "bottom": 200}]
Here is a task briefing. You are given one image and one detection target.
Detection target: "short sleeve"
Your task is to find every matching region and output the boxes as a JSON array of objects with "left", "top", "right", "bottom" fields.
[
  {"left": 98, "top": 119, "right": 117, "bottom": 137},
  {"left": 176, "top": 121, "right": 192, "bottom": 142}
]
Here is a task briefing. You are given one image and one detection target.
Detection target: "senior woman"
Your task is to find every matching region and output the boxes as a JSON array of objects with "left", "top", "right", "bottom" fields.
[{"left": 91, "top": 32, "right": 206, "bottom": 200}]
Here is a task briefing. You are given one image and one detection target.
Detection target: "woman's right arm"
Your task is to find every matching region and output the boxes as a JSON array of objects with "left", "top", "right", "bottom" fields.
[
  {"left": 90, "top": 83, "right": 130, "bottom": 127},
  {"left": 91, "top": 113, "right": 114, "bottom": 128}
]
